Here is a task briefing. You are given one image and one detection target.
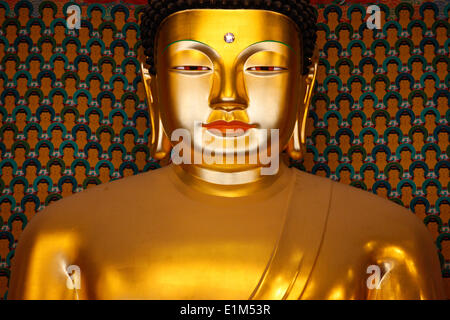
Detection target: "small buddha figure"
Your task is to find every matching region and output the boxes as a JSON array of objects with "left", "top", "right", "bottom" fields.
[{"left": 9, "top": 0, "right": 445, "bottom": 300}]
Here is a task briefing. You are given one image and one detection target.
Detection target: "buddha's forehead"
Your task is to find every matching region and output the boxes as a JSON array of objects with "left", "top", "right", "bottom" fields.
[{"left": 156, "top": 9, "right": 300, "bottom": 56}]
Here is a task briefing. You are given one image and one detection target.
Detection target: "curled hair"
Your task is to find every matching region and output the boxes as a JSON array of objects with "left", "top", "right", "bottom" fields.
[{"left": 140, "top": 0, "right": 317, "bottom": 74}]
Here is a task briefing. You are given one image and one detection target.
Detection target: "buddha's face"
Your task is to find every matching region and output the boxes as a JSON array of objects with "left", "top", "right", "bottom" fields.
[{"left": 146, "top": 10, "right": 313, "bottom": 172}]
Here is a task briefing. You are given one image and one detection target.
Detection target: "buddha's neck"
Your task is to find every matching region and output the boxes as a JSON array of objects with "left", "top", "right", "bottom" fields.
[{"left": 172, "top": 160, "right": 289, "bottom": 198}]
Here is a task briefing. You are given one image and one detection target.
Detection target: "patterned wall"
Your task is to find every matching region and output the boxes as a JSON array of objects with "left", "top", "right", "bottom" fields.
[{"left": 0, "top": 0, "right": 448, "bottom": 299}]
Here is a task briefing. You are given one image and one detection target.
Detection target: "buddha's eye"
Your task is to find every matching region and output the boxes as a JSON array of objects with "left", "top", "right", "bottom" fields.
[
  {"left": 246, "top": 66, "right": 287, "bottom": 72},
  {"left": 172, "top": 66, "right": 211, "bottom": 71}
]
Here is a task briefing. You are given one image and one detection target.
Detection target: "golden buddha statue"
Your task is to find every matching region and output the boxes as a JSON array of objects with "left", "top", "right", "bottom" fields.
[{"left": 8, "top": 0, "right": 445, "bottom": 300}]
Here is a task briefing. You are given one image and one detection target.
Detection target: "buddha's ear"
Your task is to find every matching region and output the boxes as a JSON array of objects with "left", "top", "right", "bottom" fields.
[
  {"left": 140, "top": 63, "right": 171, "bottom": 160},
  {"left": 301, "top": 46, "right": 319, "bottom": 145},
  {"left": 287, "top": 47, "right": 319, "bottom": 160}
]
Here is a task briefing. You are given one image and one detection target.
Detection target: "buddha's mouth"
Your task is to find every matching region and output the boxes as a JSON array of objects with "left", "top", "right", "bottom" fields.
[{"left": 202, "top": 120, "right": 257, "bottom": 137}]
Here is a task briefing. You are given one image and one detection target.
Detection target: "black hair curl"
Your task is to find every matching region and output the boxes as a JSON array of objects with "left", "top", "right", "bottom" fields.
[{"left": 140, "top": 0, "right": 317, "bottom": 74}]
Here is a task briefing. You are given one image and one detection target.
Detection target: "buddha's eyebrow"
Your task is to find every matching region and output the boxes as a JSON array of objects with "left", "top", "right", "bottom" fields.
[
  {"left": 249, "top": 40, "right": 293, "bottom": 51},
  {"left": 162, "top": 39, "right": 210, "bottom": 53}
]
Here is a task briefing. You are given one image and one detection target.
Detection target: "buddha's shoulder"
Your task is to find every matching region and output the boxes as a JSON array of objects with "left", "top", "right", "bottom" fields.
[
  {"left": 292, "top": 169, "right": 430, "bottom": 241},
  {"left": 20, "top": 167, "right": 171, "bottom": 233}
]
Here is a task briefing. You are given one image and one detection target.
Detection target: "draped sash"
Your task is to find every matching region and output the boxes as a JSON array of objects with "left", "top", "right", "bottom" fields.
[{"left": 249, "top": 173, "right": 333, "bottom": 300}]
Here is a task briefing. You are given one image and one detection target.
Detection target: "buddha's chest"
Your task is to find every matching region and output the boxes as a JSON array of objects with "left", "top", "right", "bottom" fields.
[
  {"left": 77, "top": 190, "right": 295, "bottom": 299},
  {"left": 84, "top": 238, "right": 274, "bottom": 299}
]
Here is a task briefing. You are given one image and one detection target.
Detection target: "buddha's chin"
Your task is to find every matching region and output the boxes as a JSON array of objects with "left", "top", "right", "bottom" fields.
[
  {"left": 189, "top": 142, "right": 277, "bottom": 171},
  {"left": 194, "top": 161, "right": 264, "bottom": 173}
]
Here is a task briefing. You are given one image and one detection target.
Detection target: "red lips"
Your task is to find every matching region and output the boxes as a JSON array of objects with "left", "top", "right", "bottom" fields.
[{"left": 202, "top": 120, "right": 257, "bottom": 134}]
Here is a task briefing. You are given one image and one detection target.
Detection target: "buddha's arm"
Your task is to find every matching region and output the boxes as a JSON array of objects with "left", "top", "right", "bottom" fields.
[
  {"left": 8, "top": 213, "right": 81, "bottom": 300},
  {"left": 301, "top": 181, "right": 446, "bottom": 300},
  {"left": 365, "top": 219, "right": 446, "bottom": 300}
]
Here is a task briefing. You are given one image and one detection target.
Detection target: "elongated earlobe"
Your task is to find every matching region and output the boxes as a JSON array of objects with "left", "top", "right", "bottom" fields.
[
  {"left": 140, "top": 63, "right": 171, "bottom": 160},
  {"left": 287, "top": 120, "right": 302, "bottom": 160},
  {"left": 287, "top": 47, "right": 319, "bottom": 160}
]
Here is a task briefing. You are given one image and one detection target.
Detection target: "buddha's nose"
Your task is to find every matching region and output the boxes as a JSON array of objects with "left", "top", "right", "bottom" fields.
[{"left": 209, "top": 67, "right": 248, "bottom": 111}]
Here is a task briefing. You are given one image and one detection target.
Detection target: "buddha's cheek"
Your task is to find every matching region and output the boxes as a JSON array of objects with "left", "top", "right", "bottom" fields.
[
  {"left": 245, "top": 74, "right": 298, "bottom": 145},
  {"left": 159, "top": 73, "right": 213, "bottom": 135}
]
